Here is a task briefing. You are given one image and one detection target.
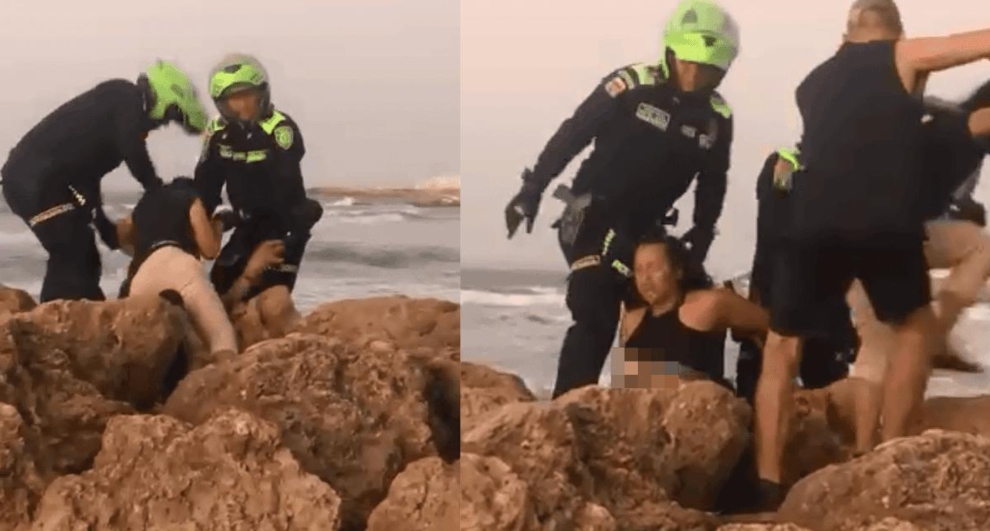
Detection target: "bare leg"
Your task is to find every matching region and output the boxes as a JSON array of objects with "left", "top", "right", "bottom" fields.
[
  {"left": 881, "top": 305, "right": 938, "bottom": 441},
  {"left": 850, "top": 377, "right": 883, "bottom": 454},
  {"left": 754, "top": 332, "right": 802, "bottom": 484}
]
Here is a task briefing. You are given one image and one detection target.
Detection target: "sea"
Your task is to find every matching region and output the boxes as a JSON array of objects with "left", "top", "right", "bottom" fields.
[
  {"left": 462, "top": 266, "right": 990, "bottom": 399},
  {"left": 0, "top": 187, "right": 460, "bottom": 313}
]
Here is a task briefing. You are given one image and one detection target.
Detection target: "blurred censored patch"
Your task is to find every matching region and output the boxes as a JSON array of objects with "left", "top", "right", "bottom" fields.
[{"left": 610, "top": 347, "right": 693, "bottom": 390}]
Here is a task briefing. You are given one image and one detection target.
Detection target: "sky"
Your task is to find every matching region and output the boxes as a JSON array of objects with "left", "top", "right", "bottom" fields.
[
  {"left": 461, "top": 0, "right": 990, "bottom": 275},
  {"left": 0, "top": 0, "right": 459, "bottom": 190}
]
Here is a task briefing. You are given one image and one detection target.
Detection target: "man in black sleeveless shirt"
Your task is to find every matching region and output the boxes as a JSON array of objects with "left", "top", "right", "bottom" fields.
[{"left": 753, "top": 0, "right": 990, "bottom": 508}]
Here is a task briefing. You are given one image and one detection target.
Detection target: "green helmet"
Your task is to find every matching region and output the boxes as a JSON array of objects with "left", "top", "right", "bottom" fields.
[
  {"left": 208, "top": 53, "right": 272, "bottom": 123},
  {"left": 660, "top": 0, "right": 740, "bottom": 76},
  {"left": 143, "top": 60, "right": 208, "bottom": 134}
]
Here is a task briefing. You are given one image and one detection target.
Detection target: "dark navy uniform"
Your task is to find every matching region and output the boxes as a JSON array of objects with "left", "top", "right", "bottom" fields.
[
  {"left": 194, "top": 109, "right": 313, "bottom": 299},
  {"left": 1, "top": 80, "right": 162, "bottom": 302},
  {"left": 525, "top": 62, "right": 734, "bottom": 398}
]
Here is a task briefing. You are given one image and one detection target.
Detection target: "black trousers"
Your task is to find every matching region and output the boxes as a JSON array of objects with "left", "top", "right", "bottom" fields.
[
  {"left": 210, "top": 218, "right": 310, "bottom": 299},
  {"left": 551, "top": 226, "right": 630, "bottom": 399},
  {"left": 3, "top": 181, "right": 104, "bottom": 303}
]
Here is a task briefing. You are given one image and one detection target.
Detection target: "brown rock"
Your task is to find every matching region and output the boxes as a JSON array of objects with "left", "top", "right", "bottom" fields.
[
  {"left": 864, "top": 518, "right": 926, "bottom": 531},
  {"left": 30, "top": 409, "right": 342, "bottom": 531},
  {"left": 163, "top": 333, "right": 458, "bottom": 531},
  {"left": 0, "top": 403, "right": 44, "bottom": 531},
  {"left": 0, "top": 317, "right": 133, "bottom": 478},
  {"left": 296, "top": 296, "right": 459, "bottom": 353},
  {"left": 920, "top": 395, "right": 990, "bottom": 437},
  {"left": 366, "top": 457, "right": 457, "bottom": 531},
  {"left": 784, "top": 386, "right": 853, "bottom": 485},
  {"left": 779, "top": 429, "right": 990, "bottom": 531},
  {"left": 7, "top": 295, "right": 185, "bottom": 409},
  {"left": 460, "top": 362, "right": 536, "bottom": 433},
  {"left": 554, "top": 383, "right": 750, "bottom": 512},
  {"left": 717, "top": 525, "right": 813, "bottom": 531},
  {"left": 0, "top": 286, "right": 36, "bottom": 320},
  {"left": 462, "top": 402, "right": 592, "bottom": 530},
  {"left": 459, "top": 453, "right": 536, "bottom": 531},
  {"left": 574, "top": 503, "right": 617, "bottom": 531},
  {"left": 611, "top": 501, "right": 718, "bottom": 531}
]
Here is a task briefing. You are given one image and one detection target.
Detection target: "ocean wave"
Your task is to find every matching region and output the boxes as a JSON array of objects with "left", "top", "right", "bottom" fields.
[
  {"left": 461, "top": 286, "right": 565, "bottom": 307},
  {"left": 305, "top": 243, "right": 459, "bottom": 268}
]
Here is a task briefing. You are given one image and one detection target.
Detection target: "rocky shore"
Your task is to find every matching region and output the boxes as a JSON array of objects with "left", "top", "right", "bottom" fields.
[
  {"left": 0, "top": 288, "right": 459, "bottom": 531},
  {"left": 461, "top": 361, "right": 990, "bottom": 531}
]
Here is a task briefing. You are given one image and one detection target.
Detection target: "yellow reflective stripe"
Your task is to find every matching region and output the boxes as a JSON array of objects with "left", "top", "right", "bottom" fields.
[
  {"left": 217, "top": 146, "right": 268, "bottom": 162},
  {"left": 570, "top": 255, "right": 601, "bottom": 272},
  {"left": 259, "top": 110, "right": 286, "bottom": 135},
  {"left": 29, "top": 203, "right": 75, "bottom": 227}
]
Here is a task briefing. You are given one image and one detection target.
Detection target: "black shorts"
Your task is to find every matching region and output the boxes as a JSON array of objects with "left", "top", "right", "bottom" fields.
[{"left": 769, "top": 234, "right": 931, "bottom": 336}]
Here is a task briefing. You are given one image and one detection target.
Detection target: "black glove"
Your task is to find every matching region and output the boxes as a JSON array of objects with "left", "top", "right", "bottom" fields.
[
  {"left": 681, "top": 226, "right": 716, "bottom": 264},
  {"left": 213, "top": 208, "right": 241, "bottom": 232},
  {"left": 948, "top": 196, "right": 987, "bottom": 227},
  {"left": 505, "top": 169, "right": 543, "bottom": 239},
  {"left": 93, "top": 207, "right": 120, "bottom": 250}
]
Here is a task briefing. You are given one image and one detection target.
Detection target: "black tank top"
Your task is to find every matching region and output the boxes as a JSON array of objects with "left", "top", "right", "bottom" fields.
[
  {"left": 132, "top": 184, "right": 199, "bottom": 260},
  {"left": 625, "top": 306, "right": 726, "bottom": 383},
  {"left": 790, "top": 41, "right": 925, "bottom": 238}
]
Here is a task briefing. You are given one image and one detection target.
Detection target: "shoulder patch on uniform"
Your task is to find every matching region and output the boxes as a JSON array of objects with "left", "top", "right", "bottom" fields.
[
  {"left": 709, "top": 93, "right": 732, "bottom": 119},
  {"left": 604, "top": 75, "right": 628, "bottom": 98},
  {"left": 274, "top": 125, "right": 294, "bottom": 150}
]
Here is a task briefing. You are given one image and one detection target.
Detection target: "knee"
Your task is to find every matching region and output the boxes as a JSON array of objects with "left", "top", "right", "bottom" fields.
[
  {"left": 256, "top": 286, "right": 300, "bottom": 333},
  {"left": 762, "top": 333, "right": 801, "bottom": 378}
]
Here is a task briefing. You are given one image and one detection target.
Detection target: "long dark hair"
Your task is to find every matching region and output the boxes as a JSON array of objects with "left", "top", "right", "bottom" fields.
[{"left": 627, "top": 228, "right": 714, "bottom": 308}]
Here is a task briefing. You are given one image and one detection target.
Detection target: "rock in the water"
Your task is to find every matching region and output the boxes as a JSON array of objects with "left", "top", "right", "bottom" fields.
[
  {"left": 30, "top": 408, "right": 341, "bottom": 531},
  {"left": 460, "top": 361, "right": 536, "bottom": 433},
  {"left": 779, "top": 429, "right": 990, "bottom": 531},
  {"left": 296, "top": 296, "right": 459, "bottom": 354},
  {"left": 366, "top": 457, "right": 457, "bottom": 531},
  {"left": 0, "top": 403, "right": 44, "bottom": 531},
  {"left": 459, "top": 453, "right": 536, "bottom": 531},
  {"left": 163, "top": 333, "right": 458, "bottom": 531}
]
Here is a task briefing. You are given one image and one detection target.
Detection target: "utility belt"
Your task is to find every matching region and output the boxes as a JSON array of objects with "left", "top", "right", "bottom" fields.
[{"left": 27, "top": 185, "right": 89, "bottom": 227}]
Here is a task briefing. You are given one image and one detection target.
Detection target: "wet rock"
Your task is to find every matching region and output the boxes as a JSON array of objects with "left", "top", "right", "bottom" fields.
[
  {"left": 366, "top": 457, "right": 457, "bottom": 531},
  {"left": 459, "top": 452, "right": 536, "bottom": 531},
  {"left": 30, "top": 408, "right": 341, "bottom": 531},
  {"left": 462, "top": 402, "right": 592, "bottom": 530},
  {"left": 0, "top": 403, "right": 44, "bottom": 531},
  {"left": 7, "top": 295, "right": 185, "bottom": 409},
  {"left": 163, "top": 333, "right": 458, "bottom": 531},
  {"left": 554, "top": 383, "right": 750, "bottom": 512},
  {"left": 296, "top": 296, "right": 459, "bottom": 353},
  {"left": 779, "top": 429, "right": 990, "bottom": 531},
  {"left": 461, "top": 361, "right": 536, "bottom": 433}
]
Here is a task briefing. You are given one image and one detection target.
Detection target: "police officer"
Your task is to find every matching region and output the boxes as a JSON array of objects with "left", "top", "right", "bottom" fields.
[
  {"left": 504, "top": 0, "right": 740, "bottom": 399},
  {"left": 0, "top": 60, "right": 208, "bottom": 302},
  {"left": 194, "top": 53, "right": 322, "bottom": 302}
]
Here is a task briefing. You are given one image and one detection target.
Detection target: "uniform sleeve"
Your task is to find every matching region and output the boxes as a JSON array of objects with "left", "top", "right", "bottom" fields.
[
  {"left": 272, "top": 120, "right": 307, "bottom": 209},
  {"left": 528, "top": 70, "right": 628, "bottom": 191},
  {"left": 193, "top": 132, "right": 225, "bottom": 215},
  {"left": 693, "top": 115, "right": 733, "bottom": 230},
  {"left": 115, "top": 104, "right": 160, "bottom": 191}
]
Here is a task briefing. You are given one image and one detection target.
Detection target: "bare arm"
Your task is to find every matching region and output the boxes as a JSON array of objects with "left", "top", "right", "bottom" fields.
[
  {"left": 188, "top": 198, "right": 222, "bottom": 259},
  {"left": 713, "top": 290, "right": 770, "bottom": 338},
  {"left": 969, "top": 107, "right": 990, "bottom": 137},
  {"left": 897, "top": 30, "right": 990, "bottom": 90}
]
